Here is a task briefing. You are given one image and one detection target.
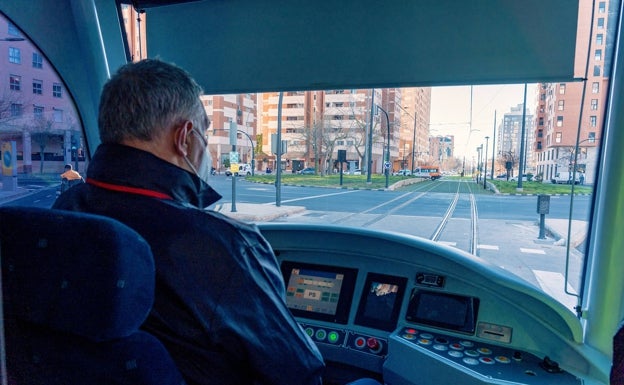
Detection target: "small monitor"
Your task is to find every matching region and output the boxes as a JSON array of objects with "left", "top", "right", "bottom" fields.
[
  {"left": 405, "top": 289, "right": 479, "bottom": 334},
  {"left": 355, "top": 273, "right": 407, "bottom": 331},
  {"left": 281, "top": 261, "right": 357, "bottom": 324}
]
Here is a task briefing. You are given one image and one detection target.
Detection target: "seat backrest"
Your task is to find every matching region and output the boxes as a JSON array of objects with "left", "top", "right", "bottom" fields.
[
  {"left": 613, "top": 323, "right": 624, "bottom": 384},
  {"left": 0, "top": 206, "right": 185, "bottom": 385}
]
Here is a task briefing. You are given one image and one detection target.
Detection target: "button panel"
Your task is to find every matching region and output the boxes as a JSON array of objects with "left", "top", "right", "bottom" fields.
[
  {"left": 301, "top": 323, "right": 388, "bottom": 357},
  {"left": 396, "top": 327, "right": 581, "bottom": 384}
]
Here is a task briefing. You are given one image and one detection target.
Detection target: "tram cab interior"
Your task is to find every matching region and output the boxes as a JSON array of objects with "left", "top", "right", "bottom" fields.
[{"left": 1, "top": 1, "right": 624, "bottom": 384}]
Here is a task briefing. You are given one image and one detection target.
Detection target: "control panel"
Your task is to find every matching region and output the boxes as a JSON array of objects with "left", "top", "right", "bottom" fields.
[
  {"left": 387, "top": 327, "right": 581, "bottom": 385},
  {"left": 301, "top": 323, "right": 388, "bottom": 357}
]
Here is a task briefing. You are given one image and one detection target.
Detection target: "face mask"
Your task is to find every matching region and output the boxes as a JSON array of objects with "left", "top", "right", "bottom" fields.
[{"left": 184, "top": 128, "right": 212, "bottom": 184}]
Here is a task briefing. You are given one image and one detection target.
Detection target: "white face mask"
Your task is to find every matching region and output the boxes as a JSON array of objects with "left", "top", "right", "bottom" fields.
[{"left": 184, "top": 128, "right": 212, "bottom": 184}]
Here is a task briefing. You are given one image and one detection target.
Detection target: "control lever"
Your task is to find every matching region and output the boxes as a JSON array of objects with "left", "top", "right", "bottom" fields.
[{"left": 539, "top": 356, "right": 563, "bottom": 373}]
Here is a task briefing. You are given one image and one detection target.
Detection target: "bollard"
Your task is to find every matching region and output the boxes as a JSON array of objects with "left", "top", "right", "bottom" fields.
[{"left": 537, "top": 194, "right": 550, "bottom": 239}]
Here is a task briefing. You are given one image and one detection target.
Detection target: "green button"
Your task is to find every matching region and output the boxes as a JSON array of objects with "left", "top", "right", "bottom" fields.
[{"left": 328, "top": 331, "right": 339, "bottom": 343}]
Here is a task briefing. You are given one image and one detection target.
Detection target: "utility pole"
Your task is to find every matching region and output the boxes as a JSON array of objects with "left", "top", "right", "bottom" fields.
[
  {"left": 484, "top": 136, "right": 489, "bottom": 189},
  {"left": 366, "top": 89, "right": 375, "bottom": 183}
]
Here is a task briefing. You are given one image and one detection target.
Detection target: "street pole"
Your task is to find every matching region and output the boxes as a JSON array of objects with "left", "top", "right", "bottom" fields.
[
  {"left": 376, "top": 105, "right": 390, "bottom": 188},
  {"left": 483, "top": 136, "right": 489, "bottom": 189},
  {"left": 366, "top": 89, "right": 375, "bottom": 183},
  {"left": 517, "top": 83, "right": 528, "bottom": 191},
  {"left": 276, "top": 91, "right": 283, "bottom": 206},
  {"left": 491, "top": 111, "right": 496, "bottom": 181},
  {"left": 411, "top": 111, "right": 417, "bottom": 173}
]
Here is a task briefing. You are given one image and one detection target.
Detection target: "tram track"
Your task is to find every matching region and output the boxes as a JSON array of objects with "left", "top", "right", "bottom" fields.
[
  {"left": 329, "top": 178, "right": 480, "bottom": 255},
  {"left": 430, "top": 179, "right": 479, "bottom": 255}
]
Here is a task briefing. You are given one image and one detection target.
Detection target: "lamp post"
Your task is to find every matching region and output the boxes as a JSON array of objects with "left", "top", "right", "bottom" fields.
[
  {"left": 376, "top": 105, "right": 391, "bottom": 188},
  {"left": 483, "top": 136, "right": 489, "bottom": 189},
  {"left": 213, "top": 128, "right": 255, "bottom": 176}
]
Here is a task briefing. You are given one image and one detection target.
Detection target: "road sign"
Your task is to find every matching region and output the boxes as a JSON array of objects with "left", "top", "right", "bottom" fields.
[
  {"left": 384, "top": 161, "right": 391, "bottom": 169},
  {"left": 229, "top": 151, "right": 239, "bottom": 163}
]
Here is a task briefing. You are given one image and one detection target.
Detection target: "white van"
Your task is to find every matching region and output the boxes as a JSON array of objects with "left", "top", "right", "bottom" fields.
[{"left": 551, "top": 171, "right": 581, "bottom": 184}]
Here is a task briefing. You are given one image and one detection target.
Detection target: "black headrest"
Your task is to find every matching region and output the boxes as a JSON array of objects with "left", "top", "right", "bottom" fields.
[{"left": 0, "top": 206, "right": 155, "bottom": 342}]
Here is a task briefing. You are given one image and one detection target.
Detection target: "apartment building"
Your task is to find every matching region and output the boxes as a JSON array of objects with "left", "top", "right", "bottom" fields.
[
  {"left": 497, "top": 103, "right": 535, "bottom": 177},
  {"left": 533, "top": 0, "right": 611, "bottom": 184},
  {"left": 0, "top": 17, "right": 82, "bottom": 174}
]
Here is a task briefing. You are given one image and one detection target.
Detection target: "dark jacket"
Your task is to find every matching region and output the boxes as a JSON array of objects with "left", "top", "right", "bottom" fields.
[{"left": 53, "top": 143, "right": 324, "bottom": 385}]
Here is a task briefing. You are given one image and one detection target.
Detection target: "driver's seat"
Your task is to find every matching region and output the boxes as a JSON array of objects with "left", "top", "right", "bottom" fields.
[{"left": 0, "top": 206, "right": 185, "bottom": 384}]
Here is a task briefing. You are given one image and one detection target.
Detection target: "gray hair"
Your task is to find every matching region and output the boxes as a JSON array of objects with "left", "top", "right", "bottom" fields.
[{"left": 98, "top": 59, "right": 206, "bottom": 143}]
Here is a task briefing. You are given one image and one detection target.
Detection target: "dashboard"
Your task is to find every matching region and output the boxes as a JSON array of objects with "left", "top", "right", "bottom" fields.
[{"left": 258, "top": 223, "right": 591, "bottom": 385}]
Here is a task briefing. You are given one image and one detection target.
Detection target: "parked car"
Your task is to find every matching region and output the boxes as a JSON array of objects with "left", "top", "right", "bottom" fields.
[
  {"left": 393, "top": 169, "right": 411, "bottom": 176},
  {"left": 299, "top": 167, "right": 315, "bottom": 175},
  {"left": 509, "top": 174, "right": 532, "bottom": 182},
  {"left": 352, "top": 169, "right": 362, "bottom": 175}
]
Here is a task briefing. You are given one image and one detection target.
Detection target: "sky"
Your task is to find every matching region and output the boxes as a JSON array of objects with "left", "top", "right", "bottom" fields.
[{"left": 429, "top": 84, "right": 538, "bottom": 159}]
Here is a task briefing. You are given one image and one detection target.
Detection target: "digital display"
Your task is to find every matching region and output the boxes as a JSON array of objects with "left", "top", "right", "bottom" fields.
[
  {"left": 281, "top": 261, "right": 357, "bottom": 324},
  {"left": 405, "top": 289, "right": 479, "bottom": 334},
  {"left": 355, "top": 273, "right": 407, "bottom": 331}
]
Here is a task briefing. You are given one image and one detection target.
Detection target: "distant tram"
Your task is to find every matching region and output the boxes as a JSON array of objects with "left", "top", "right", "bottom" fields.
[{"left": 412, "top": 166, "right": 441, "bottom": 180}]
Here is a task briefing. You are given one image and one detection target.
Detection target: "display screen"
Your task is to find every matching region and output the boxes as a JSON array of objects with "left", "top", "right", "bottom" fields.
[
  {"left": 355, "top": 273, "right": 407, "bottom": 331},
  {"left": 405, "top": 289, "right": 479, "bottom": 333},
  {"left": 281, "top": 261, "right": 357, "bottom": 324}
]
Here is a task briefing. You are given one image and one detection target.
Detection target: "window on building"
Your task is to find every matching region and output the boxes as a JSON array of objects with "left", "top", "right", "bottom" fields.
[
  {"left": 539, "top": 117, "right": 544, "bottom": 126},
  {"left": 8, "top": 47, "right": 21, "bottom": 63},
  {"left": 10, "top": 103, "right": 22, "bottom": 117},
  {"left": 53, "top": 108, "right": 63, "bottom": 122},
  {"left": 333, "top": 115, "right": 343, "bottom": 120},
  {"left": 53, "top": 83, "right": 62, "bottom": 98},
  {"left": 590, "top": 116, "right": 597, "bottom": 127},
  {"left": 286, "top": 116, "right": 298, "bottom": 121},
  {"left": 589, "top": 132, "right": 596, "bottom": 143},
  {"left": 537, "top": 129, "right": 543, "bottom": 138},
  {"left": 599, "top": 1, "right": 606, "bottom": 12},
  {"left": 594, "top": 65, "right": 601, "bottom": 76},
  {"left": 336, "top": 140, "right": 345, "bottom": 146},
  {"left": 32, "top": 79, "right": 42, "bottom": 95},
  {"left": 555, "top": 132, "right": 562, "bottom": 143},
  {"left": 9, "top": 75, "right": 21, "bottom": 91},
  {"left": 537, "top": 142, "right": 542, "bottom": 150},
  {"left": 557, "top": 116, "right": 563, "bottom": 127},
  {"left": 559, "top": 83, "right": 566, "bottom": 94},
  {"left": 7, "top": 22, "right": 20, "bottom": 36},
  {"left": 539, "top": 105, "right": 545, "bottom": 113},
  {"left": 591, "top": 99, "right": 598, "bottom": 110},
  {"left": 32, "top": 52, "right": 43, "bottom": 68},
  {"left": 597, "top": 34, "right": 603, "bottom": 45},
  {"left": 592, "top": 82, "right": 599, "bottom": 93},
  {"left": 557, "top": 100, "right": 564, "bottom": 111},
  {"left": 33, "top": 106, "right": 44, "bottom": 118},
  {"left": 595, "top": 49, "right": 602, "bottom": 61},
  {"left": 347, "top": 140, "right": 354, "bottom": 146},
  {"left": 597, "top": 18, "right": 604, "bottom": 29}
]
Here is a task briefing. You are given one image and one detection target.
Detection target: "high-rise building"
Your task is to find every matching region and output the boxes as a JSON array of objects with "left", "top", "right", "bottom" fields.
[
  {"left": 498, "top": 103, "right": 534, "bottom": 177},
  {"left": 532, "top": 0, "right": 612, "bottom": 184}
]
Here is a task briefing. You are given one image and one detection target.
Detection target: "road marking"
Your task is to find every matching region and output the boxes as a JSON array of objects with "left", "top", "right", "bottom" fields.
[
  {"left": 533, "top": 270, "right": 578, "bottom": 310},
  {"left": 437, "top": 241, "right": 457, "bottom": 246},
  {"left": 278, "top": 189, "right": 361, "bottom": 204},
  {"left": 478, "top": 244, "right": 499, "bottom": 250},
  {"left": 520, "top": 248, "right": 546, "bottom": 254}
]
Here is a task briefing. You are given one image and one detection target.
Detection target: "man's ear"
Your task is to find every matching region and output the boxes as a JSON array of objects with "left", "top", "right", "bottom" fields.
[{"left": 173, "top": 121, "right": 193, "bottom": 157}]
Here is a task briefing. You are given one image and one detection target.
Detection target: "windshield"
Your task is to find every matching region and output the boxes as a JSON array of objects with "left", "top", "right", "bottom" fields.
[{"left": 0, "top": 2, "right": 609, "bottom": 315}]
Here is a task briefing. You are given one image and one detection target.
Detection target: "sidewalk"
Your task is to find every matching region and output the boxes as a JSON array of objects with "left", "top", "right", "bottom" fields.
[
  {"left": 213, "top": 202, "right": 305, "bottom": 222},
  {"left": 544, "top": 218, "right": 588, "bottom": 248}
]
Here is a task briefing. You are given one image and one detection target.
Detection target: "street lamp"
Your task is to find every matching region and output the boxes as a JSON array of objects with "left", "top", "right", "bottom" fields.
[
  {"left": 483, "top": 136, "right": 489, "bottom": 189},
  {"left": 376, "top": 105, "right": 391, "bottom": 188},
  {"left": 213, "top": 128, "right": 255, "bottom": 176}
]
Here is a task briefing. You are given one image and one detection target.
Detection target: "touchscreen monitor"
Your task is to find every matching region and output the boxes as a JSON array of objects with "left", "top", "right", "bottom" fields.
[
  {"left": 281, "top": 261, "right": 357, "bottom": 324},
  {"left": 405, "top": 289, "right": 479, "bottom": 334},
  {"left": 355, "top": 273, "right": 407, "bottom": 331}
]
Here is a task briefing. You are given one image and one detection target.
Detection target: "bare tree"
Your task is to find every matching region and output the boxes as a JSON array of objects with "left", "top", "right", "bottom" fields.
[{"left": 30, "top": 116, "right": 55, "bottom": 174}]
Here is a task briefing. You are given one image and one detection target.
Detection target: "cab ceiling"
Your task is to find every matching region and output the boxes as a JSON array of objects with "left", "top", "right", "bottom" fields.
[{"left": 145, "top": 0, "right": 580, "bottom": 94}]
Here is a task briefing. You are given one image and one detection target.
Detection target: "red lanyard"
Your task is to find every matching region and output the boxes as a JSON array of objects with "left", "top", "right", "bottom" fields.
[{"left": 86, "top": 178, "right": 173, "bottom": 200}]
